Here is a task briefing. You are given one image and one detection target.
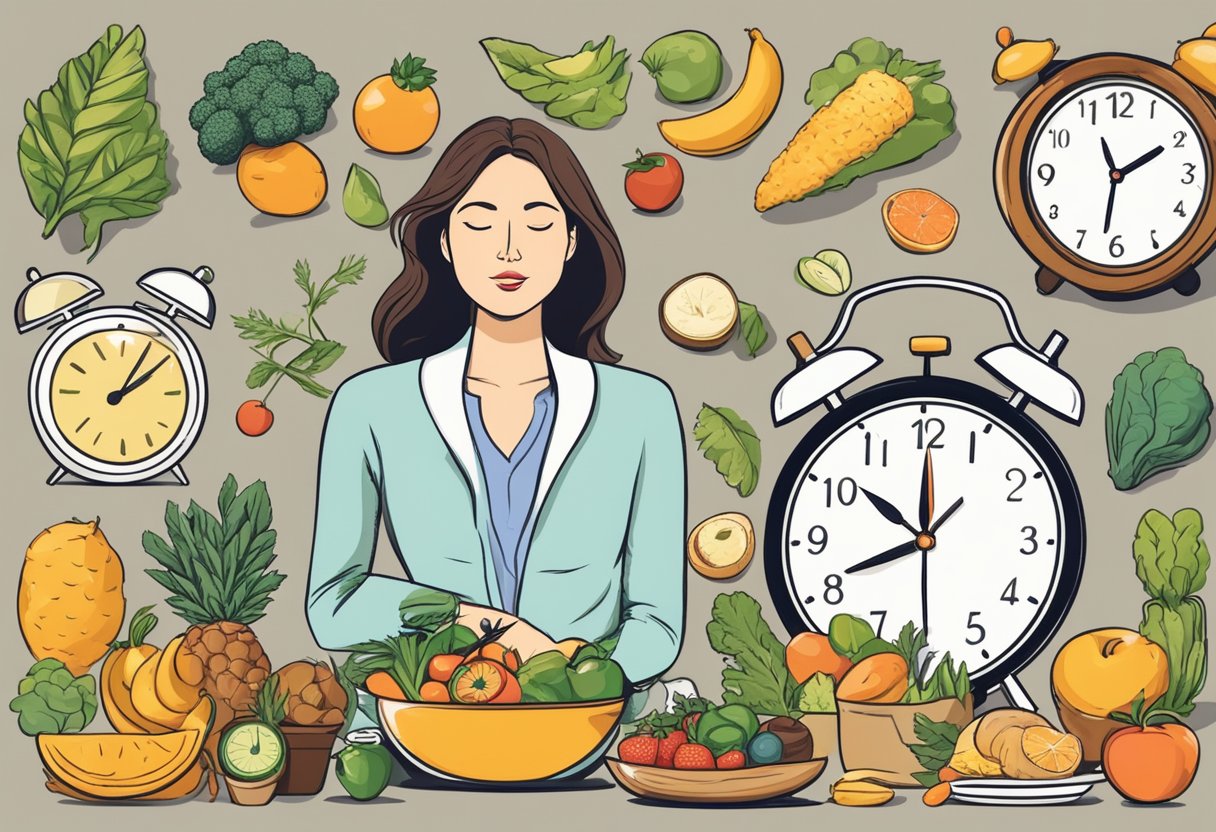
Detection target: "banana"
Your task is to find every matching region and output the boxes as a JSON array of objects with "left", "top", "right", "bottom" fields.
[
  {"left": 155, "top": 635, "right": 203, "bottom": 714},
  {"left": 658, "top": 28, "right": 782, "bottom": 156},
  {"left": 131, "top": 648, "right": 187, "bottom": 730}
]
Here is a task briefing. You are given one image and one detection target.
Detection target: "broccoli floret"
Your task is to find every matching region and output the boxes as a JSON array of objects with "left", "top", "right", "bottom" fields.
[
  {"left": 188, "top": 97, "right": 218, "bottom": 130},
  {"left": 250, "top": 39, "right": 288, "bottom": 66},
  {"left": 283, "top": 52, "right": 317, "bottom": 86},
  {"left": 203, "top": 70, "right": 231, "bottom": 95},
  {"left": 293, "top": 86, "right": 326, "bottom": 133},
  {"left": 244, "top": 64, "right": 275, "bottom": 93},
  {"left": 263, "top": 81, "right": 294, "bottom": 109},
  {"left": 312, "top": 71, "right": 339, "bottom": 107},
  {"left": 224, "top": 55, "right": 251, "bottom": 80},
  {"left": 227, "top": 78, "right": 259, "bottom": 114},
  {"left": 197, "top": 110, "right": 248, "bottom": 165},
  {"left": 191, "top": 41, "right": 338, "bottom": 163},
  {"left": 252, "top": 108, "right": 301, "bottom": 146}
]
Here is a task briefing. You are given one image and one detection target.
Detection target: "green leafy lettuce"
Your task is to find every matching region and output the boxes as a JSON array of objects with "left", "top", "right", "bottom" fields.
[
  {"left": 1135, "top": 508, "right": 1209, "bottom": 715},
  {"left": 804, "top": 37, "right": 954, "bottom": 194},
  {"left": 9, "top": 659, "right": 97, "bottom": 735},
  {"left": 480, "top": 36, "right": 631, "bottom": 129},
  {"left": 18, "top": 24, "right": 171, "bottom": 261},
  {"left": 693, "top": 404, "right": 761, "bottom": 498},
  {"left": 706, "top": 592, "right": 798, "bottom": 718},
  {"left": 906, "top": 713, "right": 961, "bottom": 787},
  {"left": 796, "top": 673, "right": 837, "bottom": 714},
  {"left": 1106, "top": 348, "right": 1212, "bottom": 490}
]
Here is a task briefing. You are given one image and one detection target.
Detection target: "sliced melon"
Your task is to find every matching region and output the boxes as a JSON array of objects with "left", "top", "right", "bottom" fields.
[
  {"left": 38, "top": 726, "right": 205, "bottom": 799},
  {"left": 46, "top": 759, "right": 208, "bottom": 802},
  {"left": 155, "top": 636, "right": 202, "bottom": 713}
]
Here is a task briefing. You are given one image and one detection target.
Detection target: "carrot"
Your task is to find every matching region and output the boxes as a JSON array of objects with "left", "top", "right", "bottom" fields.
[
  {"left": 923, "top": 782, "right": 952, "bottom": 806},
  {"left": 364, "top": 670, "right": 407, "bottom": 700},
  {"left": 427, "top": 653, "right": 463, "bottom": 683},
  {"left": 938, "top": 766, "right": 964, "bottom": 782}
]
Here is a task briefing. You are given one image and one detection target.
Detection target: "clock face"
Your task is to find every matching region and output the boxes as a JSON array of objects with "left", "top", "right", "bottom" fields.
[
  {"left": 1026, "top": 77, "right": 1208, "bottom": 268},
  {"left": 773, "top": 394, "right": 1070, "bottom": 681},
  {"left": 49, "top": 327, "right": 188, "bottom": 464}
]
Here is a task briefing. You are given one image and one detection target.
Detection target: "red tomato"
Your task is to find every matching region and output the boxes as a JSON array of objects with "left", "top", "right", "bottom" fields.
[
  {"left": 624, "top": 150, "right": 683, "bottom": 212},
  {"left": 1103, "top": 722, "right": 1199, "bottom": 803}
]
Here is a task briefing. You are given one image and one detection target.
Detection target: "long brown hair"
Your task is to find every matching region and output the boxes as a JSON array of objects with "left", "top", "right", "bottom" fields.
[{"left": 372, "top": 117, "right": 625, "bottom": 364}]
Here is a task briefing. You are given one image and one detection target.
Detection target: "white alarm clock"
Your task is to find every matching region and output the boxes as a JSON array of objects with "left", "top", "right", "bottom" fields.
[
  {"left": 766, "top": 278, "right": 1085, "bottom": 709},
  {"left": 16, "top": 265, "right": 215, "bottom": 485}
]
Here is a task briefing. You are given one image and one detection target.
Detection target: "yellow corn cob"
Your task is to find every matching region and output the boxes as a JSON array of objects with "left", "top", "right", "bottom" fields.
[{"left": 755, "top": 70, "right": 915, "bottom": 212}]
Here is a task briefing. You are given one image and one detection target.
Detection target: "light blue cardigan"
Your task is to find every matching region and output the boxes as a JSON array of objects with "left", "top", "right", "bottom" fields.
[{"left": 306, "top": 331, "right": 687, "bottom": 702}]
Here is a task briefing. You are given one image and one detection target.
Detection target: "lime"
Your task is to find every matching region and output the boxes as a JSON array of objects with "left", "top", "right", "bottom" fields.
[{"left": 219, "top": 721, "right": 286, "bottom": 782}]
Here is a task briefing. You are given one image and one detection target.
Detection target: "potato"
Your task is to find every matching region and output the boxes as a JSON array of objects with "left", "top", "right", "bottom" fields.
[
  {"left": 318, "top": 707, "right": 344, "bottom": 726},
  {"left": 291, "top": 703, "right": 325, "bottom": 725},
  {"left": 301, "top": 683, "right": 324, "bottom": 708},
  {"left": 317, "top": 675, "right": 348, "bottom": 710}
]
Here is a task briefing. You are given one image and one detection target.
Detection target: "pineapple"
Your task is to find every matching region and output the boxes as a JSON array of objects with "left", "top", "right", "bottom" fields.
[
  {"left": 142, "top": 476, "right": 285, "bottom": 731},
  {"left": 19, "top": 518, "right": 125, "bottom": 675}
]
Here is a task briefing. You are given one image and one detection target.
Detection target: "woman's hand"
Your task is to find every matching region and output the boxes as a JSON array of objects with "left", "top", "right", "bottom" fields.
[{"left": 457, "top": 603, "right": 557, "bottom": 661}]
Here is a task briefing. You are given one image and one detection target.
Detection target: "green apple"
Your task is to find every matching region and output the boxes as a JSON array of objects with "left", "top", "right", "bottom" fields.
[{"left": 334, "top": 741, "right": 392, "bottom": 801}]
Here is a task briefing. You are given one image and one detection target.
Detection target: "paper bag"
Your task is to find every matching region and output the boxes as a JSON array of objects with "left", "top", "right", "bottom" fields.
[{"left": 836, "top": 694, "right": 973, "bottom": 786}]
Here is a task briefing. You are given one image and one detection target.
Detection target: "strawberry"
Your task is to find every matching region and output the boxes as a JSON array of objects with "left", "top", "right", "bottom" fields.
[
  {"left": 716, "top": 750, "right": 747, "bottom": 770},
  {"left": 673, "top": 743, "right": 715, "bottom": 770},
  {"left": 618, "top": 734, "right": 659, "bottom": 766},
  {"left": 656, "top": 729, "right": 687, "bottom": 768},
  {"left": 683, "top": 712, "right": 702, "bottom": 734}
]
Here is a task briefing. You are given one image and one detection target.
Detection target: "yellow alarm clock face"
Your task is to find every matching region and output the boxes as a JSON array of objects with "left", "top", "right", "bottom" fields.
[{"left": 49, "top": 328, "right": 188, "bottom": 464}]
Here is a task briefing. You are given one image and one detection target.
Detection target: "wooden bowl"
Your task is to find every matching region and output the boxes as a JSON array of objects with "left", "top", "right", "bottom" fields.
[{"left": 605, "top": 758, "right": 827, "bottom": 804}]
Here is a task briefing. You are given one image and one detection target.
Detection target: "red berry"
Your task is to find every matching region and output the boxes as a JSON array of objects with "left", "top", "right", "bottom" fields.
[
  {"left": 716, "top": 750, "right": 747, "bottom": 770},
  {"left": 236, "top": 400, "right": 274, "bottom": 436},
  {"left": 673, "top": 743, "right": 715, "bottom": 770},
  {"left": 618, "top": 734, "right": 659, "bottom": 766},
  {"left": 656, "top": 729, "right": 687, "bottom": 768}
]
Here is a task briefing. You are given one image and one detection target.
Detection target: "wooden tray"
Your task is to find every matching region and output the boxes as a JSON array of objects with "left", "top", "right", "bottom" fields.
[{"left": 605, "top": 757, "right": 827, "bottom": 804}]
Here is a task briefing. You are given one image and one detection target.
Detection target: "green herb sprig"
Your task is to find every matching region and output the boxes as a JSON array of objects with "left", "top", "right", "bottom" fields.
[{"left": 232, "top": 255, "right": 366, "bottom": 402}]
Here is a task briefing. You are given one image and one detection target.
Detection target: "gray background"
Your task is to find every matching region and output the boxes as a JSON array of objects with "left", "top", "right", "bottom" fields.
[{"left": 1, "top": 0, "right": 1212, "bottom": 828}]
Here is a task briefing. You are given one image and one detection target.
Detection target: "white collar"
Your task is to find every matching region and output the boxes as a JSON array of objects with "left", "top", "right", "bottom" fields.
[{"left": 419, "top": 330, "right": 596, "bottom": 511}]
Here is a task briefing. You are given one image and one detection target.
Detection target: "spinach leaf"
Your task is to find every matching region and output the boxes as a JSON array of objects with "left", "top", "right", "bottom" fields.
[
  {"left": 738, "top": 301, "right": 769, "bottom": 357},
  {"left": 18, "top": 24, "right": 170, "bottom": 261},
  {"left": 694, "top": 404, "right": 761, "bottom": 498}
]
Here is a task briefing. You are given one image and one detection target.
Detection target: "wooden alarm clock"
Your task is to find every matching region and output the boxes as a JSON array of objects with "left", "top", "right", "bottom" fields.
[{"left": 995, "top": 54, "right": 1216, "bottom": 299}]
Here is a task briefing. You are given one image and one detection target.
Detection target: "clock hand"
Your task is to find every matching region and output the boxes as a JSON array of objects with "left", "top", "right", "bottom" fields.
[
  {"left": 106, "top": 355, "right": 169, "bottom": 405},
  {"left": 1120, "top": 144, "right": 1165, "bottom": 177},
  {"left": 928, "top": 496, "right": 964, "bottom": 533},
  {"left": 1101, "top": 136, "right": 1116, "bottom": 172},
  {"left": 845, "top": 538, "right": 920, "bottom": 575},
  {"left": 118, "top": 341, "right": 151, "bottom": 391},
  {"left": 918, "top": 448, "right": 935, "bottom": 531},
  {"left": 1103, "top": 180, "right": 1118, "bottom": 234},
  {"left": 860, "top": 487, "right": 919, "bottom": 536}
]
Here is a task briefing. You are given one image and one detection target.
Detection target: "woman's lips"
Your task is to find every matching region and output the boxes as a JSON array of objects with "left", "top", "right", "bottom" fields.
[{"left": 493, "top": 271, "right": 527, "bottom": 292}]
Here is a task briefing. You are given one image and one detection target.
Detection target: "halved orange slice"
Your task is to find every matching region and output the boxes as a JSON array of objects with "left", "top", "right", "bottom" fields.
[
  {"left": 882, "top": 189, "right": 959, "bottom": 254},
  {"left": 450, "top": 660, "right": 506, "bottom": 704}
]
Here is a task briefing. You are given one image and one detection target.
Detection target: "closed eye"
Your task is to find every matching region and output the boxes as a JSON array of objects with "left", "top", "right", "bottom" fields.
[
  {"left": 462, "top": 221, "right": 491, "bottom": 231},
  {"left": 527, "top": 222, "right": 554, "bottom": 231}
]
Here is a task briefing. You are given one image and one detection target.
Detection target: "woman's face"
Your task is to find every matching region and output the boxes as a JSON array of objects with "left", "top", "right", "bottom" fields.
[{"left": 441, "top": 154, "right": 577, "bottom": 319}]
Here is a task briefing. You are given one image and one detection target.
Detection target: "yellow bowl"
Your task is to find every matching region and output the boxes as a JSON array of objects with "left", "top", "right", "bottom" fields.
[{"left": 376, "top": 696, "right": 624, "bottom": 783}]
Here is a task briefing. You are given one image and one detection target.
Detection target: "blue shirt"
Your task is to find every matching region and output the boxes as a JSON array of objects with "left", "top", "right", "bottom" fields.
[{"left": 463, "top": 385, "right": 556, "bottom": 615}]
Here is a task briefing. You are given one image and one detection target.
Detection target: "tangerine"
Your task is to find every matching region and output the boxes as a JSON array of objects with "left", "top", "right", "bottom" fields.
[{"left": 882, "top": 188, "right": 959, "bottom": 253}]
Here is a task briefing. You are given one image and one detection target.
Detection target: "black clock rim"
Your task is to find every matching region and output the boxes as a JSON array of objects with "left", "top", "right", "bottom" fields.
[{"left": 763, "top": 375, "right": 1086, "bottom": 696}]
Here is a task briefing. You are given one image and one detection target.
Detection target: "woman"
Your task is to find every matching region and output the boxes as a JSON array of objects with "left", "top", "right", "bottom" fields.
[{"left": 306, "top": 117, "right": 686, "bottom": 727}]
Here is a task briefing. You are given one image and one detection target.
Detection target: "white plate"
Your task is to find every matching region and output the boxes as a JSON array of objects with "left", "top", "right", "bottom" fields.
[{"left": 949, "top": 770, "right": 1107, "bottom": 806}]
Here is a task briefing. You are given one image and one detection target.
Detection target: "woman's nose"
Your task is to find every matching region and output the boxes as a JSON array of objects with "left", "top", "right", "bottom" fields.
[{"left": 496, "top": 221, "right": 522, "bottom": 262}]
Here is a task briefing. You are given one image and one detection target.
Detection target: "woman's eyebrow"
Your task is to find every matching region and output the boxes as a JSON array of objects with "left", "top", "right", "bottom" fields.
[
  {"left": 457, "top": 201, "right": 497, "bottom": 213},
  {"left": 523, "top": 201, "right": 559, "bottom": 211}
]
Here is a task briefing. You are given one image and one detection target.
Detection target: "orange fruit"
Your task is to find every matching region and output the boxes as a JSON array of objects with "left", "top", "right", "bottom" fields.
[
  {"left": 786, "top": 632, "right": 851, "bottom": 684},
  {"left": 491, "top": 671, "right": 522, "bottom": 705},
  {"left": 450, "top": 660, "right": 507, "bottom": 704},
  {"left": 881, "top": 188, "right": 959, "bottom": 253},
  {"left": 427, "top": 653, "right": 463, "bottom": 683},
  {"left": 236, "top": 142, "right": 327, "bottom": 216},
  {"left": 354, "top": 54, "right": 439, "bottom": 154}
]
